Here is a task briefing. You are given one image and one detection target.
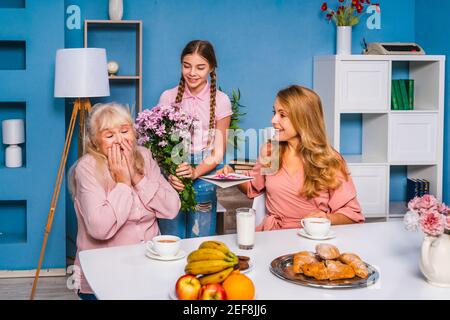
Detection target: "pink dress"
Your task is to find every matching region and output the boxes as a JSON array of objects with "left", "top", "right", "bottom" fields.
[
  {"left": 73, "top": 146, "right": 180, "bottom": 294},
  {"left": 158, "top": 82, "right": 232, "bottom": 153},
  {"left": 246, "top": 158, "right": 365, "bottom": 231}
]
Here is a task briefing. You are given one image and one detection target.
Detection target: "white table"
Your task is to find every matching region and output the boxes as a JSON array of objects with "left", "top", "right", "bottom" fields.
[{"left": 79, "top": 221, "right": 450, "bottom": 300}]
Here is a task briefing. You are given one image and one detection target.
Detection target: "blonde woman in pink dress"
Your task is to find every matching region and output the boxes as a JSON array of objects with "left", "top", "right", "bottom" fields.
[
  {"left": 69, "top": 103, "right": 180, "bottom": 299},
  {"left": 217, "top": 85, "right": 364, "bottom": 231}
]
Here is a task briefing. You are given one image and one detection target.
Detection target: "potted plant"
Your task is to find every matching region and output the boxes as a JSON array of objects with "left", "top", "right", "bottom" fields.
[{"left": 320, "top": 0, "right": 379, "bottom": 54}]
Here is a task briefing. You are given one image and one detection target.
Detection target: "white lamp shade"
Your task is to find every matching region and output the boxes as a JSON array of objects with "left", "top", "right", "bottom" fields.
[
  {"left": 54, "top": 48, "right": 110, "bottom": 98},
  {"left": 2, "top": 119, "right": 25, "bottom": 145}
]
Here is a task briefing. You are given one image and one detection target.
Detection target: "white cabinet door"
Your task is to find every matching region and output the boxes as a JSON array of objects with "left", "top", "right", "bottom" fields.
[
  {"left": 347, "top": 165, "right": 388, "bottom": 217},
  {"left": 389, "top": 113, "right": 437, "bottom": 163},
  {"left": 338, "top": 61, "right": 390, "bottom": 111}
]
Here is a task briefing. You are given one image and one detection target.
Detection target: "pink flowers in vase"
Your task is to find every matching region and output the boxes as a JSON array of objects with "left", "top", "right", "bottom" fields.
[{"left": 404, "top": 194, "right": 450, "bottom": 236}]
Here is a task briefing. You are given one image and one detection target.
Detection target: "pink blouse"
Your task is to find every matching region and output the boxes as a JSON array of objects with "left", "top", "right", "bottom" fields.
[
  {"left": 158, "top": 82, "right": 232, "bottom": 152},
  {"left": 73, "top": 146, "right": 180, "bottom": 294},
  {"left": 246, "top": 158, "right": 365, "bottom": 231}
]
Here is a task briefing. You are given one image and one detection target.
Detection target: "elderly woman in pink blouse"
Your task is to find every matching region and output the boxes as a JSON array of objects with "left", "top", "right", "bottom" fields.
[
  {"left": 69, "top": 103, "right": 180, "bottom": 299},
  {"left": 218, "top": 85, "right": 364, "bottom": 231}
]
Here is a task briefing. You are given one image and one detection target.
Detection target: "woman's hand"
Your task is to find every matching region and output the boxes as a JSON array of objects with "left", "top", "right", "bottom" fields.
[
  {"left": 215, "top": 165, "right": 235, "bottom": 175},
  {"left": 168, "top": 174, "right": 185, "bottom": 192},
  {"left": 120, "top": 139, "right": 143, "bottom": 185},
  {"left": 107, "top": 144, "right": 132, "bottom": 186},
  {"left": 175, "top": 162, "right": 197, "bottom": 180}
]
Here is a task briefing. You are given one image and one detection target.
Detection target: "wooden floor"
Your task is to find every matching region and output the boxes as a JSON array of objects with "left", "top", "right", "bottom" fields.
[
  {"left": 1, "top": 186, "right": 385, "bottom": 300},
  {"left": 0, "top": 276, "right": 79, "bottom": 300}
]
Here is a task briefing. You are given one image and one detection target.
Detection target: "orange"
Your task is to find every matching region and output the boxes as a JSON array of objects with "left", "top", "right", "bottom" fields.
[{"left": 222, "top": 272, "right": 255, "bottom": 300}]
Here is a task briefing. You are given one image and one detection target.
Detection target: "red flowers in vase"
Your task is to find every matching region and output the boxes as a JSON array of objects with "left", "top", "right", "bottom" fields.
[{"left": 320, "top": 0, "right": 378, "bottom": 26}]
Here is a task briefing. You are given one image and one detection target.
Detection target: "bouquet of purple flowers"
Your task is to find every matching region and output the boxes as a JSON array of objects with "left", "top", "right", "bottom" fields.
[{"left": 135, "top": 104, "right": 198, "bottom": 211}]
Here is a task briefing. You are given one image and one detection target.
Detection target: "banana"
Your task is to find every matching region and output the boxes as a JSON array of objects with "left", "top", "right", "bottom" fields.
[
  {"left": 187, "top": 248, "right": 235, "bottom": 263},
  {"left": 198, "top": 241, "right": 230, "bottom": 255},
  {"left": 227, "top": 251, "right": 238, "bottom": 262},
  {"left": 185, "top": 259, "right": 237, "bottom": 275},
  {"left": 198, "top": 267, "right": 234, "bottom": 285}
]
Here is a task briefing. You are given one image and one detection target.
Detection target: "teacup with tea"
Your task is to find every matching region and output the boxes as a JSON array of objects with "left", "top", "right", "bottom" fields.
[
  {"left": 146, "top": 235, "right": 181, "bottom": 257},
  {"left": 300, "top": 217, "right": 331, "bottom": 238}
]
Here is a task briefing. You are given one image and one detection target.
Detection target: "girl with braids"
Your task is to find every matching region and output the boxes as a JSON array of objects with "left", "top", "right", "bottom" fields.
[
  {"left": 217, "top": 85, "right": 364, "bottom": 231},
  {"left": 157, "top": 40, "right": 232, "bottom": 238},
  {"left": 69, "top": 103, "right": 180, "bottom": 298}
]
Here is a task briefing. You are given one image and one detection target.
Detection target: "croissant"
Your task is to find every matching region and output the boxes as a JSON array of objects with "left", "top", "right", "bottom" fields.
[
  {"left": 301, "top": 262, "right": 329, "bottom": 280},
  {"left": 316, "top": 244, "right": 340, "bottom": 260},
  {"left": 339, "top": 253, "right": 369, "bottom": 279},
  {"left": 325, "top": 260, "right": 356, "bottom": 280},
  {"left": 292, "top": 251, "right": 319, "bottom": 274}
]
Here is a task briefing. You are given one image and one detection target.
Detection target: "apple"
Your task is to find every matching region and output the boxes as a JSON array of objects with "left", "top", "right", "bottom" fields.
[
  {"left": 198, "top": 283, "right": 227, "bottom": 300},
  {"left": 175, "top": 274, "right": 201, "bottom": 300}
]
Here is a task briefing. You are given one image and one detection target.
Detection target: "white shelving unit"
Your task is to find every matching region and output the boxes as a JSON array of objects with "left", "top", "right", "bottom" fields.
[{"left": 314, "top": 55, "right": 445, "bottom": 219}]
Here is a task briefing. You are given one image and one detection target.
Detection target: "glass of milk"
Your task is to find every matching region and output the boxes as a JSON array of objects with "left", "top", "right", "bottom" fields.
[{"left": 236, "top": 208, "right": 256, "bottom": 250}]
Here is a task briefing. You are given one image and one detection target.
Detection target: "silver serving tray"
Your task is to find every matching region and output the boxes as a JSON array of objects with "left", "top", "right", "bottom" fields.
[{"left": 270, "top": 253, "right": 379, "bottom": 289}]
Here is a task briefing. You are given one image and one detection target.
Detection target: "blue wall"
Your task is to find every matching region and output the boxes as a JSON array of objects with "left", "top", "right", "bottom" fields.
[
  {"left": 0, "top": 1, "right": 66, "bottom": 269},
  {"left": 416, "top": 0, "right": 450, "bottom": 204}
]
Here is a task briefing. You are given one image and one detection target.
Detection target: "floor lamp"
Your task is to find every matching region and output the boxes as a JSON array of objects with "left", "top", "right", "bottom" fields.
[{"left": 30, "top": 48, "right": 110, "bottom": 300}]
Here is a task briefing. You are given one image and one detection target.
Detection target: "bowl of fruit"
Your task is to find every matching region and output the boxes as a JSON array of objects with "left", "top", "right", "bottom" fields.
[{"left": 173, "top": 240, "right": 256, "bottom": 300}]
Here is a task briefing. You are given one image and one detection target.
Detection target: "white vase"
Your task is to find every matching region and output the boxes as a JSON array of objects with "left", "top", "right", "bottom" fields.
[
  {"left": 109, "top": 0, "right": 123, "bottom": 21},
  {"left": 419, "top": 233, "right": 450, "bottom": 287},
  {"left": 336, "top": 26, "right": 352, "bottom": 55}
]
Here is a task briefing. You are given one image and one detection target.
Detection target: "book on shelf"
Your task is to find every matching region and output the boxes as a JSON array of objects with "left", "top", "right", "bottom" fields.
[
  {"left": 406, "top": 178, "right": 430, "bottom": 204},
  {"left": 398, "top": 79, "right": 409, "bottom": 110},
  {"left": 391, "top": 79, "right": 415, "bottom": 110},
  {"left": 391, "top": 80, "right": 400, "bottom": 110},
  {"left": 407, "top": 79, "right": 414, "bottom": 110}
]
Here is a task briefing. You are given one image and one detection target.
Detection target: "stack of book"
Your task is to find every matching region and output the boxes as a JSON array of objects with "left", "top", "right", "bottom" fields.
[
  {"left": 407, "top": 178, "right": 430, "bottom": 203},
  {"left": 391, "top": 79, "right": 414, "bottom": 110},
  {"left": 229, "top": 159, "right": 256, "bottom": 174}
]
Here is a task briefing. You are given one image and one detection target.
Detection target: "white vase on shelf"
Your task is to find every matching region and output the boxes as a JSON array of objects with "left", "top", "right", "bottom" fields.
[
  {"left": 109, "top": 0, "right": 123, "bottom": 21},
  {"left": 336, "top": 26, "right": 352, "bottom": 55}
]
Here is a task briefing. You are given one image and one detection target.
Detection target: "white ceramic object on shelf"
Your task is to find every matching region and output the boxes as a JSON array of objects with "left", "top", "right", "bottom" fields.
[
  {"left": 107, "top": 60, "right": 119, "bottom": 75},
  {"left": 336, "top": 26, "right": 352, "bottom": 55},
  {"left": 109, "top": 0, "right": 123, "bottom": 21},
  {"left": 420, "top": 233, "right": 450, "bottom": 287},
  {"left": 2, "top": 119, "right": 25, "bottom": 168}
]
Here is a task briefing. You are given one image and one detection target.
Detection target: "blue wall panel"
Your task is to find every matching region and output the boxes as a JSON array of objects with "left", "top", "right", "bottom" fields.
[{"left": 0, "top": 1, "right": 66, "bottom": 270}]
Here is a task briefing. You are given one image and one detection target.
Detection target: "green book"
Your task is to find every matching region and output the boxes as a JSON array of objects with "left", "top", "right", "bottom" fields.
[
  {"left": 391, "top": 80, "right": 401, "bottom": 110},
  {"left": 407, "top": 79, "right": 414, "bottom": 110},
  {"left": 398, "top": 79, "right": 409, "bottom": 110},
  {"left": 391, "top": 80, "right": 399, "bottom": 110}
]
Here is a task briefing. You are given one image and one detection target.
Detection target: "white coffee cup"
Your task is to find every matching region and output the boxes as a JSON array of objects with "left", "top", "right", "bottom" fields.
[
  {"left": 146, "top": 235, "right": 181, "bottom": 257},
  {"left": 300, "top": 218, "right": 331, "bottom": 238}
]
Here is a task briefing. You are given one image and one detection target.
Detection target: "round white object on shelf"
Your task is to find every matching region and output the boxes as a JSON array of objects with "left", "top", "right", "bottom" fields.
[{"left": 107, "top": 60, "right": 119, "bottom": 75}]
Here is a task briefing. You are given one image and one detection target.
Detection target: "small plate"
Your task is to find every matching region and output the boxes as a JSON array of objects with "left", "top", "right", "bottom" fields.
[
  {"left": 240, "top": 261, "right": 254, "bottom": 274},
  {"left": 202, "top": 173, "right": 253, "bottom": 181},
  {"left": 145, "top": 248, "right": 186, "bottom": 261},
  {"left": 297, "top": 229, "right": 336, "bottom": 240}
]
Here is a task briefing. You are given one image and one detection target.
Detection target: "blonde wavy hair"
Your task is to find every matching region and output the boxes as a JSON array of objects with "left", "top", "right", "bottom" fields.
[
  {"left": 68, "top": 102, "right": 144, "bottom": 199},
  {"left": 273, "top": 85, "right": 348, "bottom": 199}
]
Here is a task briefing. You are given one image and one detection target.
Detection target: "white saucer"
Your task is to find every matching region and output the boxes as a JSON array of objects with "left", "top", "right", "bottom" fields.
[
  {"left": 145, "top": 248, "right": 186, "bottom": 261},
  {"left": 297, "top": 228, "right": 336, "bottom": 240}
]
